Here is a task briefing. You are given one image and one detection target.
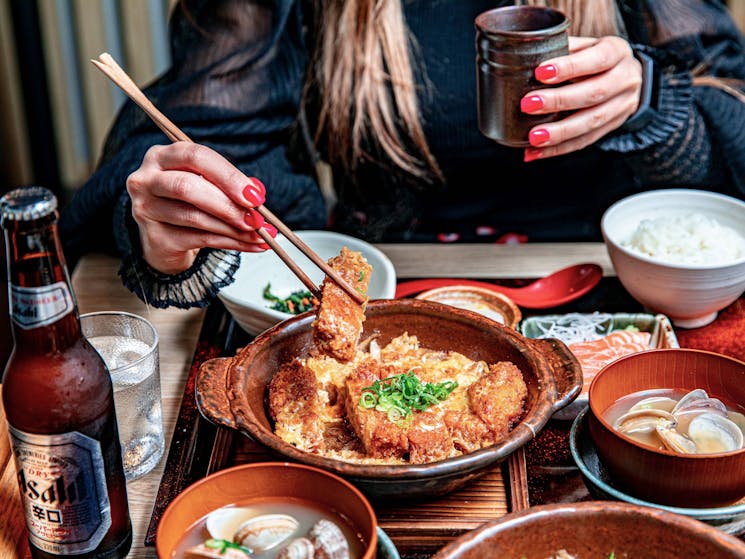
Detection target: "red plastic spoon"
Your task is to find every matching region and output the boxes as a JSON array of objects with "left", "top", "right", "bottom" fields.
[{"left": 395, "top": 263, "right": 603, "bottom": 309}]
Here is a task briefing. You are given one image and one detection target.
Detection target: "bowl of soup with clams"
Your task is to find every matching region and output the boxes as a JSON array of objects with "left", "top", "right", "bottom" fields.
[
  {"left": 588, "top": 348, "right": 745, "bottom": 508},
  {"left": 156, "top": 462, "right": 377, "bottom": 559}
]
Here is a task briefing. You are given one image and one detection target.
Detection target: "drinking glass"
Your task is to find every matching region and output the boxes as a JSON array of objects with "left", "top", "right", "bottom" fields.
[
  {"left": 80, "top": 311, "right": 164, "bottom": 480},
  {"left": 475, "top": 5, "right": 570, "bottom": 147}
]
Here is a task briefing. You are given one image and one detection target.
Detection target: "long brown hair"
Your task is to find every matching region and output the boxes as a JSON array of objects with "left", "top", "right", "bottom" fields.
[{"left": 308, "top": 0, "right": 621, "bottom": 181}]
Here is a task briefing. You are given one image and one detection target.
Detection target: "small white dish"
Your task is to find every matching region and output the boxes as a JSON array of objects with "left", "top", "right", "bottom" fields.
[{"left": 218, "top": 231, "right": 397, "bottom": 335}]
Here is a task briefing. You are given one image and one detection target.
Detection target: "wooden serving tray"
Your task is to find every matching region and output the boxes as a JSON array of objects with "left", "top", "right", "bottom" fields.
[{"left": 145, "top": 300, "right": 528, "bottom": 558}]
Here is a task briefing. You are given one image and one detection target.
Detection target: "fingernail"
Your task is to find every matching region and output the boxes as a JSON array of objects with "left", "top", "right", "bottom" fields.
[
  {"left": 524, "top": 148, "right": 543, "bottom": 162},
  {"left": 263, "top": 223, "right": 278, "bottom": 238},
  {"left": 244, "top": 208, "right": 265, "bottom": 229},
  {"left": 520, "top": 95, "right": 544, "bottom": 113},
  {"left": 242, "top": 184, "right": 265, "bottom": 206},
  {"left": 529, "top": 129, "right": 550, "bottom": 146},
  {"left": 246, "top": 177, "right": 266, "bottom": 197},
  {"left": 258, "top": 243, "right": 271, "bottom": 251},
  {"left": 535, "top": 64, "right": 558, "bottom": 82}
]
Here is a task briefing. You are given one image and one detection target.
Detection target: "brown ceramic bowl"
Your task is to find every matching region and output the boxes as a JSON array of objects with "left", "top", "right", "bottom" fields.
[
  {"left": 415, "top": 286, "right": 522, "bottom": 329},
  {"left": 156, "top": 462, "right": 378, "bottom": 559},
  {"left": 196, "top": 299, "right": 581, "bottom": 500},
  {"left": 430, "top": 501, "right": 745, "bottom": 558},
  {"left": 588, "top": 348, "right": 745, "bottom": 508}
]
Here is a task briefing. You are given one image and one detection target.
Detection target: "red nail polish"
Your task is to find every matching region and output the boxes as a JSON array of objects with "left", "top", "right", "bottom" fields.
[
  {"left": 524, "top": 148, "right": 543, "bottom": 162},
  {"left": 520, "top": 95, "right": 544, "bottom": 113},
  {"left": 535, "top": 64, "right": 558, "bottom": 81},
  {"left": 244, "top": 208, "right": 265, "bottom": 229},
  {"left": 529, "top": 129, "right": 550, "bottom": 146},
  {"left": 263, "top": 223, "right": 278, "bottom": 238},
  {"left": 246, "top": 177, "right": 266, "bottom": 197},
  {"left": 242, "top": 184, "right": 264, "bottom": 206},
  {"left": 258, "top": 243, "right": 271, "bottom": 251}
]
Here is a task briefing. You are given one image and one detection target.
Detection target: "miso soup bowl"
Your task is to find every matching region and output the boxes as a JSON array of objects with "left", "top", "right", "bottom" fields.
[
  {"left": 588, "top": 348, "right": 745, "bottom": 508},
  {"left": 156, "top": 462, "right": 378, "bottom": 559}
]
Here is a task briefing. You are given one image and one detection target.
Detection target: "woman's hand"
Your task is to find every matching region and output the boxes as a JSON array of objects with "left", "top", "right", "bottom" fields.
[
  {"left": 126, "top": 142, "right": 275, "bottom": 274},
  {"left": 520, "top": 36, "right": 642, "bottom": 162}
]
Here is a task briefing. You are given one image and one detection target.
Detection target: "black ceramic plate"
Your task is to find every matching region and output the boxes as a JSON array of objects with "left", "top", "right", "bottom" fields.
[{"left": 569, "top": 406, "right": 745, "bottom": 535}]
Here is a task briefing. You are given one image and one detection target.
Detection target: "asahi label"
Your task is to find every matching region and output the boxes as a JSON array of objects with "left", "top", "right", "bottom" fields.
[
  {"left": 11, "top": 282, "right": 74, "bottom": 329},
  {"left": 9, "top": 427, "right": 112, "bottom": 555}
]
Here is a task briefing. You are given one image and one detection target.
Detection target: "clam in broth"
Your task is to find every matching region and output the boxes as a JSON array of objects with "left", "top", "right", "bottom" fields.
[
  {"left": 172, "top": 501, "right": 361, "bottom": 559},
  {"left": 605, "top": 388, "right": 745, "bottom": 455}
]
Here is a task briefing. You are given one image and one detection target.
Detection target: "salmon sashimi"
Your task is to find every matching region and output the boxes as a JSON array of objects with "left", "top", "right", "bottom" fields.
[{"left": 569, "top": 330, "right": 652, "bottom": 393}]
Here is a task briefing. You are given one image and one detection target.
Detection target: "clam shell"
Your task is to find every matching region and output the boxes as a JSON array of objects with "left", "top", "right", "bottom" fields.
[
  {"left": 234, "top": 514, "right": 300, "bottom": 551},
  {"left": 629, "top": 396, "right": 677, "bottom": 414},
  {"left": 671, "top": 389, "right": 711, "bottom": 414},
  {"left": 727, "top": 410, "right": 745, "bottom": 433},
  {"left": 614, "top": 409, "right": 675, "bottom": 436},
  {"left": 655, "top": 424, "right": 696, "bottom": 454},
  {"left": 185, "top": 544, "right": 248, "bottom": 559},
  {"left": 687, "top": 413, "right": 744, "bottom": 453},
  {"left": 309, "top": 519, "right": 350, "bottom": 559},
  {"left": 277, "top": 538, "right": 315, "bottom": 559},
  {"left": 206, "top": 507, "right": 257, "bottom": 542}
]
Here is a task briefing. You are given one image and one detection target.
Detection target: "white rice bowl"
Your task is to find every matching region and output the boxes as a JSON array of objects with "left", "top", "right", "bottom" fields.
[{"left": 601, "top": 189, "right": 745, "bottom": 328}]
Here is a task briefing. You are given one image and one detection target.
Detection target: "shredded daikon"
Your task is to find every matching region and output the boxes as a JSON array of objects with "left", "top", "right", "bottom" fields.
[{"left": 530, "top": 313, "right": 614, "bottom": 345}]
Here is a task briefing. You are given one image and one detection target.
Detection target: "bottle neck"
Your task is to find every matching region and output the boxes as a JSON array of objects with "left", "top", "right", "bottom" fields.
[{"left": 4, "top": 215, "right": 82, "bottom": 352}]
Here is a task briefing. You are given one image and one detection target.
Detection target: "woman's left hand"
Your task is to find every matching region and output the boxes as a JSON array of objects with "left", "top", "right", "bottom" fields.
[{"left": 520, "top": 36, "right": 642, "bottom": 162}]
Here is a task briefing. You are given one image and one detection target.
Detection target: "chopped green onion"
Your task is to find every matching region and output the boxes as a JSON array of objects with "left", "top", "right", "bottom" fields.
[
  {"left": 359, "top": 370, "right": 458, "bottom": 425},
  {"left": 358, "top": 271, "right": 365, "bottom": 282},
  {"left": 204, "top": 539, "right": 253, "bottom": 556}
]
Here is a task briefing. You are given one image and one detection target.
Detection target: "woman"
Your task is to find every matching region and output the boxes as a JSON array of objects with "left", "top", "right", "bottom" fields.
[{"left": 60, "top": 0, "right": 745, "bottom": 308}]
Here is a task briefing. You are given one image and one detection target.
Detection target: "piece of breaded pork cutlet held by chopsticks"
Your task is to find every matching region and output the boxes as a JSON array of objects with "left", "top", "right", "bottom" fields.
[{"left": 312, "top": 247, "right": 372, "bottom": 362}]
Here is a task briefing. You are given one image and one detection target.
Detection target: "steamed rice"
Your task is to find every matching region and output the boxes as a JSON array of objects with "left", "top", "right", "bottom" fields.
[{"left": 623, "top": 212, "right": 745, "bottom": 265}]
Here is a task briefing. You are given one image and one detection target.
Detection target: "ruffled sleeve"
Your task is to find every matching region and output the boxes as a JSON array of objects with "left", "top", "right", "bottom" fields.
[
  {"left": 596, "top": 0, "right": 745, "bottom": 197},
  {"left": 598, "top": 45, "right": 693, "bottom": 153}
]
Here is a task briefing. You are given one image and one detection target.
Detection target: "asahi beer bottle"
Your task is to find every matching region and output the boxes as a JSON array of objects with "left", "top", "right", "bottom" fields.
[{"left": 1, "top": 187, "right": 132, "bottom": 559}]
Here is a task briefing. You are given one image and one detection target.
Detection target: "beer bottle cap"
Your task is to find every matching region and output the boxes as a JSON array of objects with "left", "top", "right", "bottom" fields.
[{"left": 0, "top": 186, "right": 57, "bottom": 224}]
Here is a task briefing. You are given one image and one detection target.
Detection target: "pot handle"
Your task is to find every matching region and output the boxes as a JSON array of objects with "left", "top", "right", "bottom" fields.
[
  {"left": 195, "top": 357, "right": 237, "bottom": 430},
  {"left": 528, "top": 337, "right": 582, "bottom": 414}
]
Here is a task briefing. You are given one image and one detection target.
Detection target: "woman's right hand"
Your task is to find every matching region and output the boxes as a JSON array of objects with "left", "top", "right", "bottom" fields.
[{"left": 126, "top": 142, "right": 275, "bottom": 275}]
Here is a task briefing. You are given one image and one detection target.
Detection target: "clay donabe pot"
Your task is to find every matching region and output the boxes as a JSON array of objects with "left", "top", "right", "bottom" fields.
[{"left": 196, "top": 299, "right": 581, "bottom": 500}]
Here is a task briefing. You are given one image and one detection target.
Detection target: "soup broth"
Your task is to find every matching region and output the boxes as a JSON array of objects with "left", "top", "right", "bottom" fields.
[
  {"left": 604, "top": 388, "right": 745, "bottom": 454},
  {"left": 170, "top": 498, "right": 364, "bottom": 559}
]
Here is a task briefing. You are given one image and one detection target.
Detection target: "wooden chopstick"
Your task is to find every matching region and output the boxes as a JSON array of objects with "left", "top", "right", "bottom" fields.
[{"left": 92, "top": 52, "right": 366, "bottom": 305}]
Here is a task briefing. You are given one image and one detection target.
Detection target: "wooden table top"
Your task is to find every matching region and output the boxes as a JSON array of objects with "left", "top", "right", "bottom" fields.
[{"left": 0, "top": 243, "right": 613, "bottom": 559}]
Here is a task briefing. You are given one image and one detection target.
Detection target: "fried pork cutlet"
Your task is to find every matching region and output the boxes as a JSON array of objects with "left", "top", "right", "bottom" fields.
[
  {"left": 444, "top": 410, "right": 494, "bottom": 454},
  {"left": 344, "top": 360, "right": 409, "bottom": 460},
  {"left": 467, "top": 361, "right": 528, "bottom": 440},
  {"left": 344, "top": 360, "right": 452, "bottom": 463},
  {"left": 313, "top": 247, "right": 372, "bottom": 362},
  {"left": 268, "top": 359, "right": 324, "bottom": 451}
]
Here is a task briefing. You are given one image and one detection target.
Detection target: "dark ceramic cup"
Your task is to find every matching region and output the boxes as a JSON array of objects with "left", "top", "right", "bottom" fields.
[{"left": 475, "top": 6, "right": 569, "bottom": 147}]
